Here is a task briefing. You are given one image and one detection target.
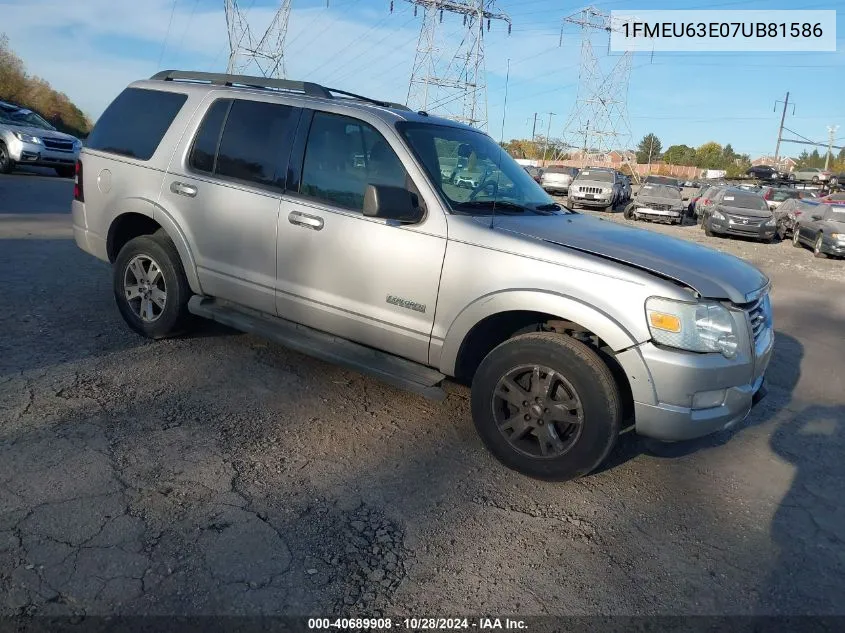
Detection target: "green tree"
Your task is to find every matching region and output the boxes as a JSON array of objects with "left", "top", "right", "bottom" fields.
[
  {"left": 636, "top": 133, "right": 662, "bottom": 164},
  {"left": 662, "top": 144, "right": 696, "bottom": 165},
  {"left": 694, "top": 142, "right": 724, "bottom": 169}
]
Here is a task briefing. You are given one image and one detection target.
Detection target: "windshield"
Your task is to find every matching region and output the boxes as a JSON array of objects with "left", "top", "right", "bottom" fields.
[
  {"left": 722, "top": 192, "right": 768, "bottom": 211},
  {"left": 398, "top": 122, "right": 561, "bottom": 214},
  {"left": 771, "top": 189, "right": 799, "bottom": 202},
  {"left": 0, "top": 108, "right": 55, "bottom": 130},
  {"left": 575, "top": 169, "right": 614, "bottom": 183},
  {"left": 645, "top": 176, "right": 679, "bottom": 187},
  {"left": 639, "top": 184, "right": 681, "bottom": 199}
]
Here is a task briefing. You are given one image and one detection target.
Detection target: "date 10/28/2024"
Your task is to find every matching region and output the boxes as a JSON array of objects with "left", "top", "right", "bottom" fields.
[{"left": 307, "top": 617, "right": 528, "bottom": 630}]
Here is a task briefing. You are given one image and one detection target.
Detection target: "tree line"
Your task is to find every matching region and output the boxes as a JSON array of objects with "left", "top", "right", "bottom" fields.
[{"left": 0, "top": 34, "right": 92, "bottom": 138}]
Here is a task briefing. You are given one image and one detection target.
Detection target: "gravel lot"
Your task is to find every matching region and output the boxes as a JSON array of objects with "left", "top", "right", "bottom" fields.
[{"left": 1, "top": 171, "right": 844, "bottom": 620}]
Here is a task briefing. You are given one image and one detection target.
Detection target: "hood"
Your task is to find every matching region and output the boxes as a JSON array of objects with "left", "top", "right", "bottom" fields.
[
  {"left": 636, "top": 193, "right": 684, "bottom": 206},
  {"left": 572, "top": 179, "right": 613, "bottom": 189},
  {"left": 493, "top": 213, "right": 768, "bottom": 304},
  {"left": 3, "top": 123, "right": 77, "bottom": 142},
  {"left": 719, "top": 204, "right": 772, "bottom": 219}
]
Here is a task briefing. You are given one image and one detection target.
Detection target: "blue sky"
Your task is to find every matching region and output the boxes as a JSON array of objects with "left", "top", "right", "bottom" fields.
[{"left": 2, "top": 0, "right": 842, "bottom": 158}]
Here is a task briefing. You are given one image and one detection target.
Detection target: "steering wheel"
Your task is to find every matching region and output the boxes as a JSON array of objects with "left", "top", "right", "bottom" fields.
[{"left": 469, "top": 176, "right": 499, "bottom": 201}]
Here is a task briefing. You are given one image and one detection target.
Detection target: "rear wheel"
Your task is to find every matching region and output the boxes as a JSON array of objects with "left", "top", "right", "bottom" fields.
[
  {"left": 113, "top": 230, "right": 193, "bottom": 339},
  {"left": 0, "top": 143, "right": 14, "bottom": 174},
  {"left": 471, "top": 332, "right": 621, "bottom": 481},
  {"left": 814, "top": 234, "right": 827, "bottom": 259}
]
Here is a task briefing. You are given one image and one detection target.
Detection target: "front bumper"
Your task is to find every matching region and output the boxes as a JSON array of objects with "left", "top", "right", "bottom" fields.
[
  {"left": 623, "top": 318, "right": 774, "bottom": 441},
  {"left": 571, "top": 195, "right": 613, "bottom": 207},
  {"left": 6, "top": 137, "right": 78, "bottom": 169},
  {"left": 710, "top": 217, "right": 776, "bottom": 240},
  {"left": 633, "top": 207, "right": 683, "bottom": 222},
  {"left": 820, "top": 236, "right": 845, "bottom": 256}
]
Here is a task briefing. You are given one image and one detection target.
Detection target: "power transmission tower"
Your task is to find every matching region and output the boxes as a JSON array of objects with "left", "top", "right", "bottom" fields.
[
  {"left": 773, "top": 92, "right": 795, "bottom": 166},
  {"left": 825, "top": 125, "right": 839, "bottom": 170},
  {"left": 558, "top": 7, "right": 635, "bottom": 173},
  {"left": 225, "top": 0, "right": 292, "bottom": 78},
  {"left": 396, "top": 0, "right": 511, "bottom": 130}
]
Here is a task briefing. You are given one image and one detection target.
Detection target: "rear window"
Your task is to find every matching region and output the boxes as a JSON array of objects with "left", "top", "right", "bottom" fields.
[
  {"left": 771, "top": 189, "right": 799, "bottom": 202},
  {"left": 86, "top": 87, "right": 187, "bottom": 161},
  {"left": 545, "top": 166, "right": 576, "bottom": 175}
]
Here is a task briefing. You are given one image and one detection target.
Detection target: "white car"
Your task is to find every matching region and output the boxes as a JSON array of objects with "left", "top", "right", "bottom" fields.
[{"left": 0, "top": 100, "right": 81, "bottom": 177}]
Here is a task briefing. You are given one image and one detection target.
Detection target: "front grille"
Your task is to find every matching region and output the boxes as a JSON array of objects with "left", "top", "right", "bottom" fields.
[
  {"left": 577, "top": 186, "right": 603, "bottom": 194},
  {"left": 645, "top": 203, "right": 673, "bottom": 211},
  {"left": 742, "top": 293, "right": 771, "bottom": 343},
  {"left": 42, "top": 137, "right": 74, "bottom": 152},
  {"left": 727, "top": 214, "right": 763, "bottom": 227}
]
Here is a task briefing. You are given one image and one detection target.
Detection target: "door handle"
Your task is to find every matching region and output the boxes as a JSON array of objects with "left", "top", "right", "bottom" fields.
[
  {"left": 288, "top": 211, "right": 324, "bottom": 231},
  {"left": 170, "top": 181, "right": 198, "bottom": 198}
]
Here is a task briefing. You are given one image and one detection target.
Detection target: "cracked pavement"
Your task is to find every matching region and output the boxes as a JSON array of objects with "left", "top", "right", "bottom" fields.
[{"left": 1, "top": 171, "right": 844, "bottom": 617}]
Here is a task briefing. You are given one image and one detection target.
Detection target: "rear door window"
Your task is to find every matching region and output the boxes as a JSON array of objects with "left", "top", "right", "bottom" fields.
[
  {"left": 86, "top": 87, "right": 187, "bottom": 161},
  {"left": 214, "top": 99, "right": 296, "bottom": 188},
  {"left": 189, "top": 99, "right": 231, "bottom": 174}
]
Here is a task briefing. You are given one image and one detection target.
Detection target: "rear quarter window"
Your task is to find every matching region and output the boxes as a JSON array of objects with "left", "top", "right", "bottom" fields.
[{"left": 85, "top": 87, "right": 187, "bottom": 161}]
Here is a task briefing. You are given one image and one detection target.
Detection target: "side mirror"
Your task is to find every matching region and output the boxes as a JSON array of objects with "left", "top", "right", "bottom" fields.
[{"left": 363, "top": 184, "right": 423, "bottom": 223}]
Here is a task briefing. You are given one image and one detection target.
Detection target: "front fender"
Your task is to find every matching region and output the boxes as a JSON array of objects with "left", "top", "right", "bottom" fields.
[{"left": 435, "top": 289, "right": 646, "bottom": 376}]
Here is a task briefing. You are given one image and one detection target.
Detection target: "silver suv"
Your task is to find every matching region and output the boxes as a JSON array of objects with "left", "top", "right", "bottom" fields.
[
  {"left": 0, "top": 100, "right": 81, "bottom": 177},
  {"left": 567, "top": 167, "right": 623, "bottom": 211},
  {"left": 72, "top": 71, "right": 773, "bottom": 480}
]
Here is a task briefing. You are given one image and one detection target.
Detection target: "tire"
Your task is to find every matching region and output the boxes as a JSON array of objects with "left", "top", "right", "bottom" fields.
[
  {"left": 0, "top": 142, "right": 14, "bottom": 174},
  {"left": 567, "top": 197, "right": 577, "bottom": 209},
  {"left": 113, "top": 230, "right": 193, "bottom": 339},
  {"left": 55, "top": 165, "right": 75, "bottom": 178},
  {"left": 623, "top": 203, "right": 635, "bottom": 220},
  {"left": 813, "top": 234, "right": 827, "bottom": 259},
  {"left": 704, "top": 220, "right": 715, "bottom": 237},
  {"left": 470, "top": 332, "right": 622, "bottom": 481},
  {"left": 812, "top": 176, "right": 819, "bottom": 183},
  {"left": 792, "top": 228, "right": 803, "bottom": 248}
]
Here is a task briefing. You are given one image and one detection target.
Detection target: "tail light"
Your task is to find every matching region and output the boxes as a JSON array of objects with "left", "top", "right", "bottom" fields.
[
  {"left": 73, "top": 159, "right": 84, "bottom": 202},
  {"left": 701, "top": 198, "right": 713, "bottom": 206},
  {"left": 763, "top": 189, "right": 772, "bottom": 200}
]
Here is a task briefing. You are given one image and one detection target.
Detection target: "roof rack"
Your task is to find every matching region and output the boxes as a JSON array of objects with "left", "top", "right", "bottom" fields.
[{"left": 150, "top": 70, "right": 410, "bottom": 111}]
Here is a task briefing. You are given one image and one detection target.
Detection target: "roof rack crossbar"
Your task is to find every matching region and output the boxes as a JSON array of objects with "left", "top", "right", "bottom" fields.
[{"left": 150, "top": 70, "right": 411, "bottom": 111}]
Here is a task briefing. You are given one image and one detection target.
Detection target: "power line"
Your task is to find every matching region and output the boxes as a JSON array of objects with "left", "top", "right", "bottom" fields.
[{"left": 157, "top": 0, "right": 179, "bottom": 70}]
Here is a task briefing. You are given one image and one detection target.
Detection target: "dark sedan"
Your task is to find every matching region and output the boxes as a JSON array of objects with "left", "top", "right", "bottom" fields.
[
  {"left": 746, "top": 165, "right": 784, "bottom": 181},
  {"left": 701, "top": 187, "right": 776, "bottom": 242},
  {"left": 792, "top": 203, "right": 845, "bottom": 258}
]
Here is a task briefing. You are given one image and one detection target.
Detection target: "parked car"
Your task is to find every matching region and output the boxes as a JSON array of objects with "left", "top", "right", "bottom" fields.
[
  {"left": 72, "top": 69, "right": 774, "bottom": 481},
  {"left": 692, "top": 185, "right": 725, "bottom": 221},
  {"left": 524, "top": 165, "right": 543, "bottom": 184},
  {"left": 792, "top": 203, "right": 845, "bottom": 258},
  {"left": 700, "top": 187, "right": 777, "bottom": 242},
  {"left": 567, "top": 168, "right": 623, "bottom": 210},
  {"left": 539, "top": 165, "right": 577, "bottom": 195},
  {"left": 773, "top": 198, "right": 813, "bottom": 240},
  {"left": 746, "top": 165, "right": 783, "bottom": 181},
  {"left": 624, "top": 183, "right": 686, "bottom": 224},
  {"left": 736, "top": 183, "right": 762, "bottom": 192},
  {"left": 0, "top": 100, "right": 81, "bottom": 177},
  {"left": 761, "top": 186, "right": 802, "bottom": 210},
  {"left": 791, "top": 167, "right": 833, "bottom": 183}
]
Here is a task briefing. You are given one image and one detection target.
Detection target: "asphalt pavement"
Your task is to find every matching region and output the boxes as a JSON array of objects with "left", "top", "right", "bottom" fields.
[{"left": 1, "top": 171, "right": 844, "bottom": 618}]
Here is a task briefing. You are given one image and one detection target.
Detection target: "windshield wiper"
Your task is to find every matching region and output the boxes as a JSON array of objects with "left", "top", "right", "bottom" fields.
[{"left": 454, "top": 200, "right": 532, "bottom": 213}]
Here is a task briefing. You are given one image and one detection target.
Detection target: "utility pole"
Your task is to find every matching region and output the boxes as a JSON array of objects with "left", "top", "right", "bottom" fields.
[
  {"left": 773, "top": 92, "right": 793, "bottom": 165},
  {"left": 825, "top": 125, "right": 839, "bottom": 170},
  {"left": 541, "top": 112, "right": 555, "bottom": 166},
  {"left": 531, "top": 112, "right": 538, "bottom": 141}
]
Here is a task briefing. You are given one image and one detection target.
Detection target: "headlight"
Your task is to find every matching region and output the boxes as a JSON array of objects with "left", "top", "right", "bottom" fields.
[
  {"left": 712, "top": 211, "right": 726, "bottom": 221},
  {"left": 12, "top": 131, "right": 43, "bottom": 144},
  {"left": 646, "top": 297, "right": 739, "bottom": 358},
  {"left": 832, "top": 233, "right": 844, "bottom": 240},
  {"left": 764, "top": 218, "right": 776, "bottom": 227}
]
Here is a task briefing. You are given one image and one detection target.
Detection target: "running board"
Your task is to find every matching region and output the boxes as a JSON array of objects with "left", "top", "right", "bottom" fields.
[{"left": 188, "top": 296, "right": 447, "bottom": 401}]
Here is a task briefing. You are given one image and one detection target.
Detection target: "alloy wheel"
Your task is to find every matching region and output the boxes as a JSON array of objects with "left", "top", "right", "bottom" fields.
[
  {"left": 491, "top": 364, "right": 584, "bottom": 459},
  {"left": 123, "top": 255, "right": 167, "bottom": 322}
]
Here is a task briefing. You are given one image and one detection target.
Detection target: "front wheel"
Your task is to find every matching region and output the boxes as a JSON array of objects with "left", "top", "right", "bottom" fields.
[
  {"left": 623, "top": 203, "right": 635, "bottom": 220},
  {"left": 113, "top": 231, "right": 193, "bottom": 339},
  {"left": 470, "top": 332, "right": 622, "bottom": 481},
  {"left": 0, "top": 143, "right": 14, "bottom": 174},
  {"left": 704, "top": 221, "right": 715, "bottom": 237},
  {"left": 814, "top": 234, "right": 827, "bottom": 259},
  {"left": 812, "top": 176, "right": 819, "bottom": 183},
  {"left": 792, "top": 228, "right": 803, "bottom": 248}
]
